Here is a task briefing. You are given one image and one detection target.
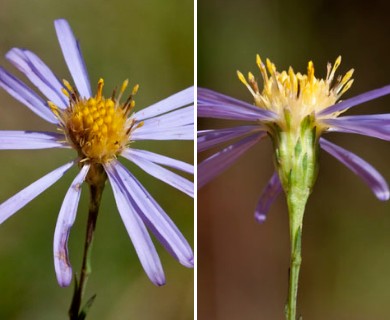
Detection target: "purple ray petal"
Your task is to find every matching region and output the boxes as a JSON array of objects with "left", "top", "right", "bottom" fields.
[
  {"left": 198, "top": 125, "right": 263, "bottom": 152},
  {"left": 53, "top": 164, "right": 89, "bottom": 287},
  {"left": 105, "top": 161, "right": 193, "bottom": 268},
  {"left": 0, "top": 131, "right": 67, "bottom": 149},
  {"left": 319, "top": 84, "right": 390, "bottom": 116},
  {"left": 6, "top": 48, "right": 67, "bottom": 108},
  {"left": 131, "top": 124, "right": 194, "bottom": 140},
  {"left": 122, "top": 148, "right": 193, "bottom": 174},
  {"left": 54, "top": 19, "right": 91, "bottom": 98},
  {"left": 198, "top": 87, "right": 276, "bottom": 121},
  {"left": 140, "top": 105, "right": 193, "bottom": 129},
  {"left": 254, "top": 172, "right": 282, "bottom": 223},
  {"left": 198, "top": 132, "right": 266, "bottom": 189},
  {"left": 0, "top": 67, "right": 57, "bottom": 124},
  {"left": 105, "top": 161, "right": 165, "bottom": 286},
  {"left": 135, "top": 87, "right": 194, "bottom": 121},
  {"left": 0, "top": 161, "right": 74, "bottom": 224},
  {"left": 323, "top": 114, "right": 390, "bottom": 141},
  {"left": 122, "top": 151, "right": 193, "bottom": 197},
  {"left": 320, "top": 138, "right": 389, "bottom": 200}
]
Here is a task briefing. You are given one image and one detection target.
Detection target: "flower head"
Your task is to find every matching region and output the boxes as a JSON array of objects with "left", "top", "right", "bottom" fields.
[
  {"left": 198, "top": 55, "right": 390, "bottom": 221},
  {"left": 0, "top": 19, "right": 194, "bottom": 287},
  {"left": 237, "top": 55, "right": 354, "bottom": 132}
]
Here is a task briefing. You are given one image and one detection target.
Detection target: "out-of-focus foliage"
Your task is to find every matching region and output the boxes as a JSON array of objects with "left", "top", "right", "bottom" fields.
[{"left": 0, "top": 1, "right": 193, "bottom": 319}]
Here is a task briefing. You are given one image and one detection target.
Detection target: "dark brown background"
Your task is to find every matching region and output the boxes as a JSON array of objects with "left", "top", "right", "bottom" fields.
[{"left": 198, "top": 0, "right": 390, "bottom": 319}]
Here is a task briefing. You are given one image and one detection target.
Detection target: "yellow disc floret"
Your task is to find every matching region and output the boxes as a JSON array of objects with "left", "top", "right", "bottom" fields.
[
  {"left": 50, "top": 78, "right": 141, "bottom": 163},
  {"left": 237, "top": 55, "right": 354, "bottom": 131}
]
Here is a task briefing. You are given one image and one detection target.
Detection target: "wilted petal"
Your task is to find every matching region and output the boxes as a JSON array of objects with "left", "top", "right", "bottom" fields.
[
  {"left": 122, "top": 148, "right": 193, "bottom": 174},
  {"left": 122, "top": 150, "right": 193, "bottom": 197},
  {"left": 319, "top": 84, "right": 390, "bottom": 116},
  {"left": 134, "top": 87, "right": 193, "bottom": 121},
  {"left": 105, "top": 161, "right": 193, "bottom": 268},
  {"left": 320, "top": 138, "right": 389, "bottom": 200},
  {"left": 105, "top": 161, "right": 166, "bottom": 286},
  {"left": 198, "top": 87, "right": 276, "bottom": 121},
  {"left": 254, "top": 172, "right": 282, "bottom": 223},
  {"left": 0, "top": 161, "right": 74, "bottom": 224},
  {"left": 0, "top": 67, "right": 57, "bottom": 124},
  {"left": 53, "top": 164, "right": 90, "bottom": 287},
  {"left": 54, "top": 19, "right": 91, "bottom": 98},
  {"left": 0, "top": 131, "right": 67, "bottom": 149},
  {"left": 6, "top": 48, "right": 67, "bottom": 108},
  {"left": 198, "top": 132, "right": 265, "bottom": 189},
  {"left": 198, "top": 125, "right": 262, "bottom": 152},
  {"left": 324, "top": 114, "right": 390, "bottom": 141}
]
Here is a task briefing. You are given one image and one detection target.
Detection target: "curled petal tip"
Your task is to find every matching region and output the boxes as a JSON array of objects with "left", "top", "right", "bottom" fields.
[
  {"left": 154, "top": 276, "right": 166, "bottom": 287},
  {"left": 377, "top": 190, "right": 390, "bottom": 201},
  {"left": 254, "top": 212, "right": 267, "bottom": 224},
  {"left": 180, "top": 253, "right": 194, "bottom": 268},
  {"left": 56, "top": 268, "right": 73, "bottom": 287}
]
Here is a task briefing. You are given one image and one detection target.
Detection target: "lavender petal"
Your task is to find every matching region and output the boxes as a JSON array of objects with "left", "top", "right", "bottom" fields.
[
  {"left": 54, "top": 19, "right": 91, "bottom": 98},
  {"left": 254, "top": 172, "right": 282, "bottom": 223},
  {"left": 53, "top": 164, "right": 89, "bottom": 287},
  {"left": 198, "top": 132, "right": 265, "bottom": 189},
  {"left": 0, "top": 131, "right": 67, "bottom": 149},
  {"left": 324, "top": 114, "right": 390, "bottom": 141},
  {"left": 122, "top": 151, "right": 193, "bottom": 197},
  {"left": 6, "top": 48, "right": 67, "bottom": 108},
  {"left": 198, "top": 125, "right": 262, "bottom": 152},
  {"left": 140, "top": 105, "right": 193, "bottom": 129},
  {"left": 134, "top": 87, "right": 194, "bottom": 121},
  {"left": 105, "top": 161, "right": 166, "bottom": 286},
  {"left": 0, "top": 67, "right": 57, "bottom": 124},
  {"left": 0, "top": 161, "right": 74, "bottom": 224},
  {"left": 319, "top": 84, "right": 390, "bottom": 116},
  {"left": 320, "top": 138, "right": 389, "bottom": 200},
  {"left": 105, "top": 161, "right": 193, "bottom": 268},
  {"left": 122, "top": 148, "right": 193, "bottom": 174},
  {"left": 198, "top": 87, "right": 276, "bottom": 121},
  {"left": 131, "top": 124, "right": 194, "bottom": 140}
]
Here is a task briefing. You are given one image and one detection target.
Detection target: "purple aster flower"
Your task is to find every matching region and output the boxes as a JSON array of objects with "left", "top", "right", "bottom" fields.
[
  {"left": 198, "top": 55, "right": 390, "bottom": 222},
  {"left": 0, "top": 19, "right": 194, "bottom": 287}
]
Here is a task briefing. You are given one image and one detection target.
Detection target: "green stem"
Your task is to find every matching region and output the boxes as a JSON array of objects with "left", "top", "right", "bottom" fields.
[
  {"left": 68, "top": 164, "right": 106, "bottom": 320},
  {"left": 286, "top": 225, "right": 303, "bottom": 320}
]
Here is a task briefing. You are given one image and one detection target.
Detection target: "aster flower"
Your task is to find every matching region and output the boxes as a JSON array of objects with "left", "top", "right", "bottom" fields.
[
  {"left": 199, "top": 55, "right": 390, "bottom": 216},
  {"left": 198, "top": 55, "right": 390, "bottom": 319},
  {"left": 0, "top": 18, "right": 194, "bottom": 290}
]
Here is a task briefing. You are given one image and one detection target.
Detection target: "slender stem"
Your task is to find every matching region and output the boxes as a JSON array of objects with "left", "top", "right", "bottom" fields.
[
  {"left": 286, "top": 226, "right": 303, "bottom": 320},
  {"left": 68, "top": 165, "right": 106, "bottom": 320}
]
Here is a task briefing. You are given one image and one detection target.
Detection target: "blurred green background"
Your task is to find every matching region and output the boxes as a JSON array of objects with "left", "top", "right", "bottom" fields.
[
  {"left": 198, "top": 0, "right": 390, "bottom": 319},
  {"left": 0, "top": 0, "right": 193, "bottom": 319}
]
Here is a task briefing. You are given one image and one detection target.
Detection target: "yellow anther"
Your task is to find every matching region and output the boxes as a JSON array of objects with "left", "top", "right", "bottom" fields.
[
  {"left": 340, "top": 69, "right": 354, "bottom": 86},
  {"left": 61, "top": 88, "right": 70, "bottom": 98},
  {"left": 307, "top": 61, "right": 314, "bottom": 82},
  {"left": 96, "top": 78, "right": 104, "bottom": 101},
  {"left": 132, "top": 84, "right": 139, "bottom": 95},
  {"left": 120, "top": 79, "right": 129, "bottom": 94},
  {"left": 340, "top": 79, "right": 354, "bottom": 95},
  {"left": 62, "top": 79, "right": 73, "bottom": 92},
  {"left": 237, "top": 70, "right": 248, "bottom": 86}
]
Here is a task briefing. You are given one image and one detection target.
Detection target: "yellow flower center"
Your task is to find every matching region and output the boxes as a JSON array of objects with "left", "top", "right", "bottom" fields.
[
  {"left": 237, "top": 55, "right": 354, "bottom": 131},
  {"left": 50, "top": 79, "right": 142, "bottom": 163}
]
